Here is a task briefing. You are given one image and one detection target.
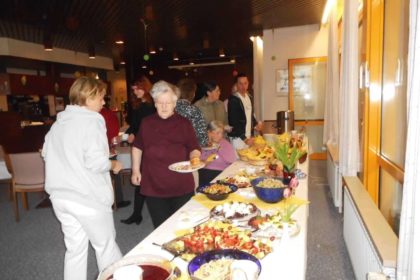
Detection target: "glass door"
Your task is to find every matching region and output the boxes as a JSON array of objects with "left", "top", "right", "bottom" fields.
[{"left": 288, "top": 57, "right": 327, "bottom": 160}]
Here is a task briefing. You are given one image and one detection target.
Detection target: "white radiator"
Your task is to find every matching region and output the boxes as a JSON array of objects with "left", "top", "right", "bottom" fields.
[
  {"left": 343, "top": 188, "right": 396, "bottom": 280},
  {"left": 327, "top": 149, "right": 342, "bottom": 211}
]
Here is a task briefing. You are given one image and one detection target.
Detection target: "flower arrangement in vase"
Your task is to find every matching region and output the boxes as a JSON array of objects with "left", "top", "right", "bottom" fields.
[{"left": 274, "top": 143, "right": 304, "bottom": 184}]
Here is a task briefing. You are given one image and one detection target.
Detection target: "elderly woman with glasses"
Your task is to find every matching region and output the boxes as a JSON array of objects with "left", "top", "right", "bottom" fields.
[{"left": 131, "top": 80, "right": 201, "bottom": 228}]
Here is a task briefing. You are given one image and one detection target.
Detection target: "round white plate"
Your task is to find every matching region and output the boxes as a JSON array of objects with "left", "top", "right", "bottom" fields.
[{"left": 168, "top": 160, "right": 205, "bottom": 173}]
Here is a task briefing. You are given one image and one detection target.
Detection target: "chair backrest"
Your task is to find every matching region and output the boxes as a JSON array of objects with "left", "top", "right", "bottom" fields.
[{"left": 9, "top": 152, "right": 45, "bottom": 185}]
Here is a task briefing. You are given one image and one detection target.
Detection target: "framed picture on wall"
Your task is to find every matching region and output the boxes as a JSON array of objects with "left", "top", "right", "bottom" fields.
[{"left": 276, "top": 69, "right": 288, "bottom": 96}]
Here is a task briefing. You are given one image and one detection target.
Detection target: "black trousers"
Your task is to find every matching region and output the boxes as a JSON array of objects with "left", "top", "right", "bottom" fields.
[
  {"left": 145, "top": 192, "right": 194, "bottom": 228},
  {"left": 198, "top": 168, "right": 222, "bottom": 186}
]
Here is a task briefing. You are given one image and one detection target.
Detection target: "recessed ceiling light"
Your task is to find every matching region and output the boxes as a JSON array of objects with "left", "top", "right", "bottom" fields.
[{"left": 115, "top": 40, "right": 124, "bottom": 45}]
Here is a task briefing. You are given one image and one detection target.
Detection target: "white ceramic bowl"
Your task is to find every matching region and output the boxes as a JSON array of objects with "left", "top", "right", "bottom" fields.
[{"left": 97, "top": 254, "right": 174, "bottom": 280}]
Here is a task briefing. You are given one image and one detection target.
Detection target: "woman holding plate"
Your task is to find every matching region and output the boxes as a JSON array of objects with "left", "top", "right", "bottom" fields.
[{"left": 131, "top": 80, "right": 201, "bottom": 228}]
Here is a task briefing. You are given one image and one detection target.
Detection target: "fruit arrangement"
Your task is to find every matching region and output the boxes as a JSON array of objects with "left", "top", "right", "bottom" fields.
[{"left": 237, "top": 145, "right": 275, "bottom": 165}]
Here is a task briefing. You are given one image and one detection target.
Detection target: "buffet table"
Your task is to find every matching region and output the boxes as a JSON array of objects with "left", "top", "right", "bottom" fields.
[{"left": 125, "top": 158, "right": 309, "bottom": 279}]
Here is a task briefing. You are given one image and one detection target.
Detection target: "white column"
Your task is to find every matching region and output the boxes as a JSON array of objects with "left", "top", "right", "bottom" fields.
[
  {"left": 338, "top": 0, "right": 360, "bottom": 176},
  {"left": 252, "top": 36, "right": 264, "bottom": 121}
]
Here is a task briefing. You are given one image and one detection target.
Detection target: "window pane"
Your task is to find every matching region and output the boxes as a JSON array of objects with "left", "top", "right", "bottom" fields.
[
  {"left": 380, "top": 0, "right": 409, "bottom": 168},
  {"left": 379, "top": 168, "right": 403, "bottom": 235},
  {"left": 292, "top": 62, "right": 326, "bottom": 120}
]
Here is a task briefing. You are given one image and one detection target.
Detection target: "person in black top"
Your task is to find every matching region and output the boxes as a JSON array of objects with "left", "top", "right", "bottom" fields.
[
  {"left": 125, "top": 76, "right": 156, "bottom": 144},
  {"left": 121, "top": 76, "right": 156, "bottom": 225},
  {"left": 227, "top": 73, "right": 263, "bottom": 148}
]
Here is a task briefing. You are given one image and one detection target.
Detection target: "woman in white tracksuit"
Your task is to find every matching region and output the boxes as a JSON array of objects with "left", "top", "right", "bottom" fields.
[{"left": 42, "top": 77, "right": 123, "bottom": 280}]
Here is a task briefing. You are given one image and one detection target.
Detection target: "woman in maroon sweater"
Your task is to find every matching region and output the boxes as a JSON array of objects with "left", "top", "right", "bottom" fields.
[{"left": 131, "top": 80, "right": 201, "bottom": 228}]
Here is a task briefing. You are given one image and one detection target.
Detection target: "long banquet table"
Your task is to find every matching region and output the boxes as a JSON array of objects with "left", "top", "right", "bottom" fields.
[{"left": 125, "top": 159, "right": 309, "bottom": 279}]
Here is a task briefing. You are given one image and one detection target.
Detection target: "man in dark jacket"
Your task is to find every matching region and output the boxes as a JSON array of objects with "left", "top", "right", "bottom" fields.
[{"left": 227, "top": 73, "right": 263, "bottom": 148}]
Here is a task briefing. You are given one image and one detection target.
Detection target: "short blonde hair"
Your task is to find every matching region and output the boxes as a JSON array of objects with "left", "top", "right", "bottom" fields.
[
  {"left": 69, "top": 76, "right": 103, "bottom": 106},
  {"left": 207, "top": 120, "right": 224, "bottom": 132}
]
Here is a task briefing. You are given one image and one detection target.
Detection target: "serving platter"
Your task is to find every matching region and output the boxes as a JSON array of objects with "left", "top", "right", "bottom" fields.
[
  {"left": 218, "top": 176, "right": 251, "bottom": 188},
  {"left": 209, "top": 201, "right": 260, "bottom": 225},
  {"left": 161, "top": 220, "right": 272, "bottom": 261},
  {"left": 248, "top": 215, "right": 301, "bottom": 239}
]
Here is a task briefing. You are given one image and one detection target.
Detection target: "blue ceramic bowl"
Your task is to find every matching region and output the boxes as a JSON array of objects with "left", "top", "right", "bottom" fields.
[
  {"left": 196, "top": 182, "right": 238, "bottom": 201},
  {"left": 251, "top": 176, "right": 288, "bottom": 203},
  {"left": 188, "top": 249, "right": 261, "bottom": 277}
]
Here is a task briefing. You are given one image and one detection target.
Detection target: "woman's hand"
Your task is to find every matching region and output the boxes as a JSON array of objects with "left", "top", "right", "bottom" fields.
[
  {"left": 110, "top": 160, "right": 123, "bottom": 174},
  {"left": 254, "top": 121, "right": 264, "bottom": 132},
  {"left": 127, "top": 133, "right": 135, "bottom": 144},
  {"left": 131, "top": 170, "right": 142, "bottom": 186},
  {"left": 189, "top": 149, "right": 201, "bottom": 160},
  {"left": 244, "top": 137, "right": 254, "bottom": 146}
]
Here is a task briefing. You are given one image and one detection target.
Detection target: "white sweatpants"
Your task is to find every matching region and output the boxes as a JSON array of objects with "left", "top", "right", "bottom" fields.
[{"left": 51, "top": 198, "right": 122, "bottom": 280}]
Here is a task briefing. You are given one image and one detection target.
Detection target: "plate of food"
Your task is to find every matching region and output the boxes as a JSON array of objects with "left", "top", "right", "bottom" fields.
[
  {"left": 161, "top": 221, "right": 272, "bottom": 261},
  {"left": 168, "top": 159, "right": 205, "bottom": 173},
  {"left": 196, "top": 183, "right": 238, "bottom": 201},
  {"left": 218, "top": 174, "right": 252, "bottom": 188},
  {"left": 248, "top": 214, "right": 301, "bottom": 239},
  {"left": 210, "top": 201, "right": 260, "bottom": 224}
]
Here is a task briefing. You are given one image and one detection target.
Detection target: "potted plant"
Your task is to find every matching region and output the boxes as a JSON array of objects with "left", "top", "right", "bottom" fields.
[{"left": 274, "top": 143, "right": 304, "bottom": 184}]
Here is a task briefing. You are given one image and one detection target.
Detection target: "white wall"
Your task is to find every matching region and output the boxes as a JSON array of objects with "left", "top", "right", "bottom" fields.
[{"left": 261, "top": 24, "right": 328, "bottom": 120}]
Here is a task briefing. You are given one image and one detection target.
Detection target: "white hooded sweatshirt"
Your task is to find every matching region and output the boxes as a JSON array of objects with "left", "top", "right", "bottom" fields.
[{"left": 42, "top": 105, "right": 113, "bottom": 211}]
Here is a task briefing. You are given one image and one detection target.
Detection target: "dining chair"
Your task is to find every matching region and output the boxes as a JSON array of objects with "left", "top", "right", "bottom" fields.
[
  {"left": 0, "top": 145, "right": 13, "bottom": 201},
  {"left": 9, "top": 152, "right": 45, "bottom": 222}
]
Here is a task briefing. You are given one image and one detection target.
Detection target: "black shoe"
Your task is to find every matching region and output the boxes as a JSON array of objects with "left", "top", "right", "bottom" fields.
[
  {"left": 116, "top": 200, "right": 131, "bottom": 208},
  {"left": 121, "top": 216, "right": 143, "bottom": 225}
]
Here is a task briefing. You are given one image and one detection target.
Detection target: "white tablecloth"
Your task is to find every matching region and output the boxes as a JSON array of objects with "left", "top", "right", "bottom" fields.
[{"left": 125, "top": 159, "right": 309, "bottom": 279}]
